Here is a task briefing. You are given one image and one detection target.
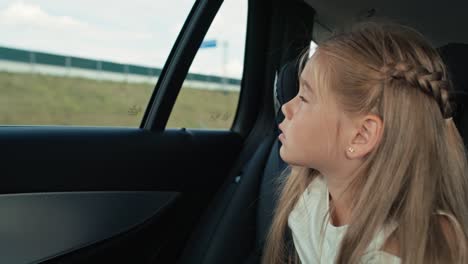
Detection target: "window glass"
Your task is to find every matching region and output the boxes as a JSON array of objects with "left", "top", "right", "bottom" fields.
[
  {"left": 309, "top": 41, "right": 318, "bottom": 57},
  {"left": 166, "top": 0, "right": 247, "bottom": 129},
  {"left": 0, "top": 0, "right": 194, "bottom": 126}
]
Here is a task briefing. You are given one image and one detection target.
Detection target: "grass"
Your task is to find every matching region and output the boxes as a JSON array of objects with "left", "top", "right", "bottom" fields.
[{"left": 0, "top": 71, "right": 240, "bottom": 129}]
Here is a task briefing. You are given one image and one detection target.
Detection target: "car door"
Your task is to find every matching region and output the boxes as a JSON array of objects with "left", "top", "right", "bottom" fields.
[{"left": 0, "top": 0, "right": 267, "bottom": 263}]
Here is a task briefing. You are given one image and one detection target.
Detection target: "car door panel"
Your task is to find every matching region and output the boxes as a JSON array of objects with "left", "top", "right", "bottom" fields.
[
  {"left": 0, "top": 191, "right": 179, "bottom": 264},
  {"left": 0, "top": 127, "right": 242, "bottom": 263}
]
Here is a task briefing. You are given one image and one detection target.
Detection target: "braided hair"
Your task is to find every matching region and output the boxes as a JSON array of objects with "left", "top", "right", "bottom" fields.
[{"left": 380, "top": 62, "right": 452, "bottom": 119}]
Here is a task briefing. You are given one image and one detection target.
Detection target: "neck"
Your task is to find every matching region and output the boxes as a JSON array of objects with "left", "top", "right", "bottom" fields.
[{"left": 323, "top": 168, "right": 359, "bottom": 227}]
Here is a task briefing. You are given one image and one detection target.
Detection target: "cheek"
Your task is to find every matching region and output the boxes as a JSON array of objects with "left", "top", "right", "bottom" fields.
[
  {"left": 279, "top": 116, "right": 320, "bottom": 165},
  {"left": 279, "top": 120, "right": 310, "bottom": 165},
  {"left": 318, "top": 115, "right": 343, "bottom": 160},
  {"left": 281, "top": 112, "right": 342, "bottom": 168}
]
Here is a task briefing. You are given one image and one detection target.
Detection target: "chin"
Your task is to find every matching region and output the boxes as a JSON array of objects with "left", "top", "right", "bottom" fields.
[
  {"left": 279, "top": 146, "right": 312, "bottom": 167},
  {"left": 279, "top": 152, "right": 300, "bottom": 167},
  {"left": 279, "top": 146, "right": 289, "bottom": 162}
]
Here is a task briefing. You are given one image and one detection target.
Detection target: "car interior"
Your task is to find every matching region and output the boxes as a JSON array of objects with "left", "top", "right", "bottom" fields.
[{"left": 0, "top": 0, "right": 467, "bottom": 263}]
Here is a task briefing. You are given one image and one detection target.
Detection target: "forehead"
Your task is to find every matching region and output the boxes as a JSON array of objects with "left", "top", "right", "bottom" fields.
[
  {"left": 298, "top": 53, "right": 336, "bottom": 102},
  {"left": 300, "top": 51, "right": 321, "bottom": 77},
  {"left": 299, "top": 56, "right": 318, "bottom": 86}
]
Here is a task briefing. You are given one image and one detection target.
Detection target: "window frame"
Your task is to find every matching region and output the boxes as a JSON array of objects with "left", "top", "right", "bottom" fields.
[{"left": 141, "top": 0, "right": 225, "bottom": 131}]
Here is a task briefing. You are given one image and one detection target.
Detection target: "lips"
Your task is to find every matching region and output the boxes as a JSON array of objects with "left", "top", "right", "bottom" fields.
[
  {"left": 278, "top": 123, "right": 284, "bottom": 133},
  {"left": 278, "top": 124, "right": 285, "bottom": 141},
  {"left": 278, "top": 133, "right": 286, "bottom": 142}
]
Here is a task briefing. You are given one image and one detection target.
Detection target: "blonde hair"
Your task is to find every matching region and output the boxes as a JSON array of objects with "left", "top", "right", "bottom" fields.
[{"left": 263, "top": 22, "right": 468, "bottom": 264}]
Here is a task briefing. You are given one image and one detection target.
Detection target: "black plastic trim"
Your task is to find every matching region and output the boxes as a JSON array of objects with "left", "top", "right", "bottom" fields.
[
  {"left": 0, "top": 191, "right": 179, "bottom": 264},
  {"left": 142, "top": 0, "right": 223, "bottom": 131}
]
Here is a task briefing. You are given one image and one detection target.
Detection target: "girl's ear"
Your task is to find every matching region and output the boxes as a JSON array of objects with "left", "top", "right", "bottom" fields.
[{"left": 346, "top": 114, "right": 383, "bottom": 159}]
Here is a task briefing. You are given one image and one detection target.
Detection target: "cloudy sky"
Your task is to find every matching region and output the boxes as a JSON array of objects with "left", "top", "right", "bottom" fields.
[{"left": 0, "top": 0, "right": 247, "bottom": 78}]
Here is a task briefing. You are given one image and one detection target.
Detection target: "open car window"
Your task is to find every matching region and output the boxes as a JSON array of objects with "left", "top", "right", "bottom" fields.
[
  {"left": 166, "top": 0, "right": 247, "bottom": 129},
  {"left": 0, "top": 0, "right": 195, "bottom": 127}
]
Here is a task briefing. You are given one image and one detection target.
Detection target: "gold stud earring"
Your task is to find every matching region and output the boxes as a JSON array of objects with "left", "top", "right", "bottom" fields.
[{"left": 348, "top": 147, "right": 355, "bottom": 153}]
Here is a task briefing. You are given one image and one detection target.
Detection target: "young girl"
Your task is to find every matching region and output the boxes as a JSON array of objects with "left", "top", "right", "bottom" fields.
[{"left": 263, "top": 23, "right": 468, "bottom": 264}]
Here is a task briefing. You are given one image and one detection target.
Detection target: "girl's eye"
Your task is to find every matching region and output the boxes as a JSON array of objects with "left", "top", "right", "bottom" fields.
[{"left": 299, "top": 95, "right": 307, "bottom": 103}]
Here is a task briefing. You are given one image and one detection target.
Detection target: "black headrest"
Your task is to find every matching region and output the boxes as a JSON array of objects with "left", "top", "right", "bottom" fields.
[
  {"left": 274, "top": 60, "right": 300, "bottom": 123},
  {"left": 439, "top": 43, "right": 468, "bottom": 124}
]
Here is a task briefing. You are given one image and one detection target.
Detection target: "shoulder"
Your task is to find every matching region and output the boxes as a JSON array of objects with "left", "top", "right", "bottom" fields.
[
  {"left": 437, "top": 212, "right": 460, "bottom": 252},
  {"left": 437, "top": 212, "right": 458, "bottom": 236},
  {"left": 379, "top": 213, "right": 462, "bottom": 258},
  {"left": 360, "top": 224, "right": 400, "bottom": 263},
  {"left": 381, "top": 230, "right": 400, "bottom": 258},
  {"left": 360, "top": 251, "right": 400, "bottom": 264}
]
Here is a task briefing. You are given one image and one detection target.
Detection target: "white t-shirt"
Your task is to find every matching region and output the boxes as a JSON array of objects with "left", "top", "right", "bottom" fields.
[{"left": 288, "top": 176, "right": 401, "bottom": 264}]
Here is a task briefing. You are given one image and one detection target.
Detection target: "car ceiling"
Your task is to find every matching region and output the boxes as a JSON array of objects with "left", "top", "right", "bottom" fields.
[{"left": 305, "top": 0, "right": 468, "bottom": 47}]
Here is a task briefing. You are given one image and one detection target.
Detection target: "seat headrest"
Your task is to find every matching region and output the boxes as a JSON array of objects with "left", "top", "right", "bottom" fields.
[
  {"left": 439, "top": 43, "right": 468, "bottom": 126},
  {"left": 274, "top": 60, "right": 300, "bottom": 123}
]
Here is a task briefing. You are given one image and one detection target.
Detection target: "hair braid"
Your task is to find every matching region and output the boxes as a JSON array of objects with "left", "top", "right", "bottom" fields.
[{"left": 380, "top": 62, "right": 452, "bottom": 118}]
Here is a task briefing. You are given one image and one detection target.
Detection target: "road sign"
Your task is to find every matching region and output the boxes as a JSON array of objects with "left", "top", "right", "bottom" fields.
[{"left": 200, "top": 39, "right": 217, "bottom": 49}]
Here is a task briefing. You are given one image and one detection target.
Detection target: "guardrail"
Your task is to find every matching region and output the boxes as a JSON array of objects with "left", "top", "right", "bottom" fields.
[{"left": 0, "top": 46, "right": 241, "bottom": 86}]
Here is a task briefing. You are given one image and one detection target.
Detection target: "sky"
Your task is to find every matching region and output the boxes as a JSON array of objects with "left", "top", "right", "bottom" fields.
[{"left": 0, "top": 0, "right": 248, "bottom": 78}]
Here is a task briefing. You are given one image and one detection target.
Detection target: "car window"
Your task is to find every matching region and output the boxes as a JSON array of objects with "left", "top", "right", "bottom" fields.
[
  {"left": 0, "top": 0, "right": 194, "bottom": 127},
  {"left": 309, "top": 41, "right": 318, "bottom": 57},
  {"left": 166, "top": 0, "right": 247, "bottom": 129}
]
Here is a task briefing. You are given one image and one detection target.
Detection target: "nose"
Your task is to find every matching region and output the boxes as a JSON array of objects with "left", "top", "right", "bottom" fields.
[{"left": 281, "top": 98, "right": 294, "bottom": 120}]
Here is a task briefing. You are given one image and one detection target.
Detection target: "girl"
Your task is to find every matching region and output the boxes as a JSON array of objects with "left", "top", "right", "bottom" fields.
[{"left": 263, "top": 23, "right": 468, "bottom": 264}]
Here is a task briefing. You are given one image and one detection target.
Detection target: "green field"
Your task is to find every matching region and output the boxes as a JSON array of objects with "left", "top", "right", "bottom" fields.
[{"left": 0, "top": 71, "right": 240, "bottom": 129}]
